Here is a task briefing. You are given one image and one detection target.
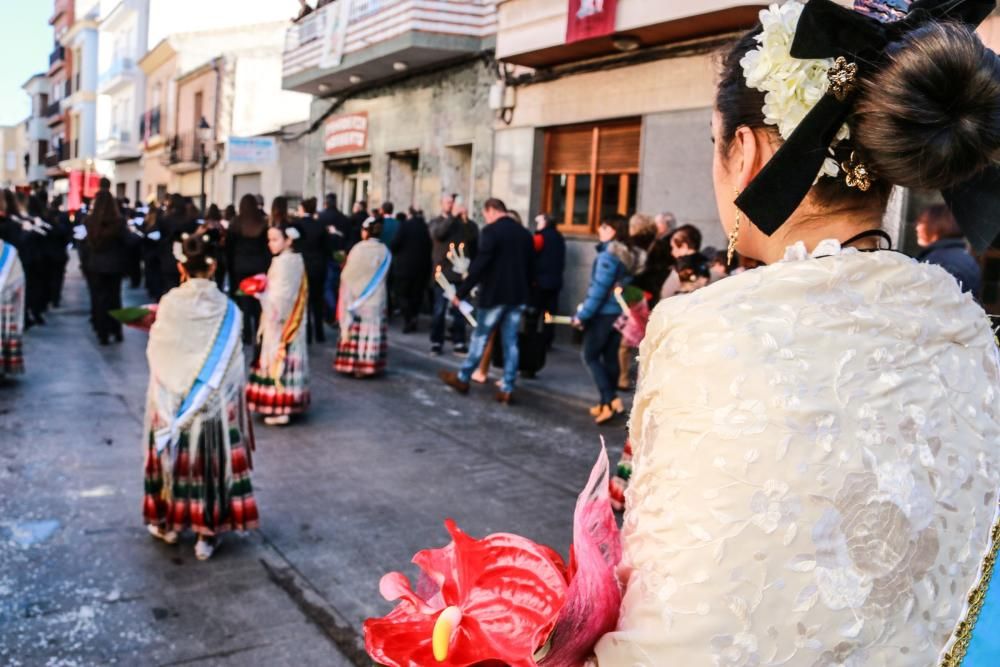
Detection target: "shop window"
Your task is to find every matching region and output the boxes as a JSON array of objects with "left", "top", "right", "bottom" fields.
[{"left": 543, "top": 119, "right": 641, "bottom": 234}]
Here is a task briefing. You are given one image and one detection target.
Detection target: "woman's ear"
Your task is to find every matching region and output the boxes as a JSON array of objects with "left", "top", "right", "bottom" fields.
[{"left": 734, "top": 126, "right": 778, "bottom": 192}]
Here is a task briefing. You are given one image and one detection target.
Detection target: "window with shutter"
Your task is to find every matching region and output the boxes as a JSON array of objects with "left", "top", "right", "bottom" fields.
[{"left": 543, "top": 119, "right": 641, "bottom": 234}]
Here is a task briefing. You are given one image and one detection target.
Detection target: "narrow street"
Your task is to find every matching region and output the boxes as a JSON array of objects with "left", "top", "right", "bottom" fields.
[{"left": 0, "top": 266, "right": 625, "bottom": 666}]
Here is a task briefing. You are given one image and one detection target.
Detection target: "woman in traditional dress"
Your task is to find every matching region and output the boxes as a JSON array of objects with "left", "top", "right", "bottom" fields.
[
  {"left": 366, "top": 2, "right": 1000, "bottom": 665},
  {"left": 246, "top": 223, "right": 310, "bottom": 425},
  {"left": 0, "top": 234, "right": 25, "bottom": 377},
  {"left": 335, "top": 216, "right": 390, "bottom": 378},
  {"left": 595, "top": 2, "right": 1000, "bottom": 665},
  {"left": 143, "top": 232, "right": 258, "bottom": 561}
]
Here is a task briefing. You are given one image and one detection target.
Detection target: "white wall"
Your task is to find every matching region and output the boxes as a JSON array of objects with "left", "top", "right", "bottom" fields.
[
  {"left": 147, "top": 0, "right": 300, "bottom": 46},
  {"left": 231, "top": 56, "right": 311, "bottom": 138}
]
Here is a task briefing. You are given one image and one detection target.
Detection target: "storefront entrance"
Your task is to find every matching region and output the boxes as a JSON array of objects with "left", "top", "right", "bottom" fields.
[{"left": 324, "top": 158, "right": 371, "bottom": 211}]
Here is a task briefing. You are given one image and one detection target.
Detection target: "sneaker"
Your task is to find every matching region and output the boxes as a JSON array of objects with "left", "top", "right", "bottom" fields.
[
  {"left": 453, "top": 343, "right": 469, "bottom": 355},
  {"left": 264, "top": 415, "right": 290, "bottom": 426},
  {"left": 147, "top": 524, "right": 179, "bottom": 544},
  {"left": 431, "top": 344, "right": 443, "bottom": 355},
  {"left": 594, "top": 404, "right": 617, "bottom": 425},
  {"left": 194, "top": 538, "right": 215, "bottom": 561},
  {"left": 439, "top": 370, "right": 470, "bottom": 395}
]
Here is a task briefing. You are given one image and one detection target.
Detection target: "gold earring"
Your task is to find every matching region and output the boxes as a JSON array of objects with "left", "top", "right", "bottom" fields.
[{"left": 728, "top": 191, "right": 742, "bottom": 265}]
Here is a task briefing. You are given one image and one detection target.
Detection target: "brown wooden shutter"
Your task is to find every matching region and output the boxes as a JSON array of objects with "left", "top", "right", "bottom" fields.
[
  {"left": 597, "top": 121, "right": 641, "bottom": 173},
  {"left": 546, "top": 125, "right": 595, "bottom": 173}
]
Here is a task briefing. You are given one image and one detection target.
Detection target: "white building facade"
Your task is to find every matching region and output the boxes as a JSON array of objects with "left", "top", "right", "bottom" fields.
[{"left": 22, "top": 74, "right": 51, "bottom": 185}]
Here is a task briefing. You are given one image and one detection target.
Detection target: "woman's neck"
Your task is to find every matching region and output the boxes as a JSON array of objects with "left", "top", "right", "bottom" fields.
[{"left": 760, "top": 209, "right": 884, "bottom": 264}]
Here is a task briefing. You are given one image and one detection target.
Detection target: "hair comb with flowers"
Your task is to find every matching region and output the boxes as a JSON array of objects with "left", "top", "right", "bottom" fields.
[{"left": 735, "top": 0, "right": 1000, "bottom": 250}]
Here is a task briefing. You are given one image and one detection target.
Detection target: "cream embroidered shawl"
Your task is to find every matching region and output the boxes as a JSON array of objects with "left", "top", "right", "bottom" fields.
[
  {"left": 258, "top": 250, "right": 307, "bottom": 375},
  {"left": 338, "top": 239, "right": 389, "bottom": 329},
  {"left": 595, "top": 242, "right": 1000, "bottom": 666}
]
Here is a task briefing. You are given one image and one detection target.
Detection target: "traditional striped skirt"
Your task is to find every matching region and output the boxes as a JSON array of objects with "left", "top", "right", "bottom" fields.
[
  {"left": 0, "top": 294, "right": 24, "bottom": 376},
  {"left": 247, "top": 351, "right": 310, "bottom": 416},
  {"left": 143, "top": 418, "right": 259, "bottom": 536},
  {"left": 335, "top": 316, "right": 387, "bottom": 377}
]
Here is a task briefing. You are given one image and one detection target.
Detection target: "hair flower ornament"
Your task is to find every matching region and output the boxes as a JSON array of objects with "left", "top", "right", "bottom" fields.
[
  {"left": 284, "top": 226, "right": 301, "bottom": 241},
  {"left": 734, "top": 0, "right": 1000, "bottom": 251},
  {"left": 740, "top": 1, "right": 850, "bottom": 181}
]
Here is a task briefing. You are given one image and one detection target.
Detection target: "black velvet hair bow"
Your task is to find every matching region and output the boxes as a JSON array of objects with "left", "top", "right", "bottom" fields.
[{"left": 734, "top": 0, "right": 1000, "bottom": 251}]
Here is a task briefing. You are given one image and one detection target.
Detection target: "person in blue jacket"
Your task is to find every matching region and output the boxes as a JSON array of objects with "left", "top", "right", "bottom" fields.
[{"left": 572, "top": 214, "right": 644, "bottom": 425}]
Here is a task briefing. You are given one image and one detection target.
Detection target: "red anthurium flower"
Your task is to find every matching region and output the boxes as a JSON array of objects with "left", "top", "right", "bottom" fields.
[
  {"left": 238, "top": 273, "right": 268, "bottom": 296},
  {"left": 364, "top": 447, "right": 622, "bottom": 667},
  {"left": 364, "top": 520, "right": 570, "bottom": 667}
]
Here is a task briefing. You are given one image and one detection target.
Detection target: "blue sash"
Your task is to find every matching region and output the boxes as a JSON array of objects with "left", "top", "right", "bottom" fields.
[
  {"left": 154, "top": 300, "right": 241, "bottom": 453},
  {"left": 960, "top": 524, "right": 1000, "bottom": 665},
  {"left": 0, "top": 242, "right": 15, "bottom": 290},
  {"left": 348, "top": 249, "right": 391, "bottom": 317}
]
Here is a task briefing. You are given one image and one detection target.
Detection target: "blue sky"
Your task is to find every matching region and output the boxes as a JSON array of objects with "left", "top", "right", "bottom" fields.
[{"left": 0, "top": 1, "right": 55, "bottom": 126}]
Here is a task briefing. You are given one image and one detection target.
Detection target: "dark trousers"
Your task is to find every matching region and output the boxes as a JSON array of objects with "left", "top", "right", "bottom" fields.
[
  {"left": 234, "top": 294, "right": 261, "bottom": 345},
  {"left": 307, "top": 269, "right": 327, "bottom": 343},
  {"left": 396, "top": 272, "right": 427, "bottom": 328},
  {"left": 324, "top": 260, "right": 341, "bottom": 325},
  {"left": 582, "top": 314, "right": 621, "bottom": 405},
  {"left": 92, "top": 273, "right": 123, "bottom": 342},
  {"left": 430, "top": 284, "right": 466, "bottom": 346},
  {"left": 25, "top": 262, "right": 47, "bottom": 318},
  {"left": 49, "top": 259, "right": 68, "bottom": 308},
  {"left": 533, "top": 287, "right": 561, "bottom": 349}
]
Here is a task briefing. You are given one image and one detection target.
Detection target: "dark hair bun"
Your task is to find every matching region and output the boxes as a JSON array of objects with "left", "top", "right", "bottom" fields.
[
  {"left": 177, "top": 231, "right": 217, "bottom": 275},
  {"left": 854, "top": 22, "right": 1000, "bottom": 191}
]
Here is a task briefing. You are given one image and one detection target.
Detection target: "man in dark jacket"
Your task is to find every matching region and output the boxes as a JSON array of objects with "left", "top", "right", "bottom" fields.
[
  {"left": 390, "top": 208, "right": 432, "bottom": 333},
  {"left": 297, "top": 197, "right": 331, "bottom": 343},
  {"left": 439, "top": 198, "right": 535, "bottom": 404},
  {"left": 532, "top": 213, "right": 566, "bottom": 350},
  {"left": 156, "top": 194, "right": 198, "bottom": 292},
  {"left": 916, "top": 204, "right": 982, "bottom": 296},
  {"left": 319, "top": 193, "right": 350, "bottom": 322},
  {"left": 347, "top": 200, "right": 368, "bottom": 251},
  {"left": 428, "top": 194, "right": 477, "bottom": 354}
]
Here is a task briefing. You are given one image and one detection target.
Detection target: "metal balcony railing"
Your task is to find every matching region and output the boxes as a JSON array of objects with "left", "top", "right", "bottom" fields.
[
  {"left": 44, "top": 101, "right": 62, "bottom": 118},
  {"left": 49, "top": 45, "right": 65, "bottom": 67},
  {"left": 139, "top": 107, "right": 162, "bottom": 139},
  {"left": 44, "top": 143, "right": 69, "bottom": 167},
  {"left": 166, "top": 133, "right": 208, "bottom": 166},
  {"left": 100, "top": 57, "right": 136, "bottom": 87}
]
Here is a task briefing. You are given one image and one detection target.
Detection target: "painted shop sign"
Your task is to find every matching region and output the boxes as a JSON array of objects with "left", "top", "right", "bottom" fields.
[
  {"left": 227, "top": 136, "right": 278, "bottom": 164},
  {"left": 324, "top": 112, "right": 369, "bottom": 156},
  {"left": 566, "top": 0, "right": 618, "bottom": 44}
]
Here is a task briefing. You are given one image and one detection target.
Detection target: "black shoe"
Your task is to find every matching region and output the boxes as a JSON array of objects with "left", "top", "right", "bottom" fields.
[
  {"left": 453, "top": 343, "right": 469, "bottom": 355},
  {"left": 403, "top": 322, "right": 417, "bottom": 334},
  {"left": 98, "top": 337, "right": 110, "bottom": 346},
  {"left": 114, "top": 333, "right": 124, "bottom": 343},
  {"left": 431, "top": 344, "right": 443, "bottom": 355}
]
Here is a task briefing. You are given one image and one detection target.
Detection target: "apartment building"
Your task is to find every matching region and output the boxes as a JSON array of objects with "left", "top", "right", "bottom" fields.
[
  {"left": 46, "top": 0, "right": 75, "bottom": 193},
  {"left": 0, "top": 126, "right": 28, "bottom": 189},
  {"left": 61, "top": 0, "right": 102, "bottom": 178},
  {"left": 282, "top": 0, "right": 499, "bottom": 215},
  {"left": 22, "top": 74, "right": 51, "bottom": 186}
]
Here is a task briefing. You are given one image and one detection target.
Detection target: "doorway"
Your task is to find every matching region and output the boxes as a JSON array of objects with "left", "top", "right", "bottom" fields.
[
  {"left": 324, "top": 159, "right": 371, "bottom": 212},
  {"left": 233, "top": 172, "right": 262, "bottom": 205},
  {"left": 387, "top": 150, "right": 419, "bottom": 211}
]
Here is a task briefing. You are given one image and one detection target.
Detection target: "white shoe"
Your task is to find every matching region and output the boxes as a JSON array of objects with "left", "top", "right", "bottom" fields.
[
  {"left": 264, "top": 415, "right": 290, "bottom": 426},
  {"left": 194, "top": 538, "right": 215, "bottom": 561},
  {"left": 147, "top": 524, "right": 179, "bottom": 544}
]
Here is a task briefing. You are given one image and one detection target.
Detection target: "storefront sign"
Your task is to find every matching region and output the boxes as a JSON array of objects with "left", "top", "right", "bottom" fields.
[
  {"left": 324, "top": 112, "right": 369, "bottom": 156},
  {"left": 227, "top": 136, "right": 278, "bottom": 164},
  {"left": 319, "top": 0, "right": 350, "bottom": 69},
  {"left": 566, "top": 0, "right": 618, "bottom": 44}
]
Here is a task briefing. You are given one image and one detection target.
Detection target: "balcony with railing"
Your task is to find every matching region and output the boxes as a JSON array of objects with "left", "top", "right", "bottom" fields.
[
  {"left": 44, "top": 142, "right": 69, "bottom": 169},
  {"left": 496, "top": 0, "right": 764, "bottom": 67},
  {"left": 139, "top": 107, "right": 162, "bottom": 143},
  {"left": 49, "top": 45, "right": 66, "bottom": 70},
  {"left": 98, "top": 129, "right": 140, "bottom": 161},
  {"left": 164, "top": 133, "right": 209, "bottom": 172},
  {"left": 99, "top": 57, "right": 138, "bottom": 93},
  {"left": 282, "top": 0, "right": 498, "bottom": 95}
]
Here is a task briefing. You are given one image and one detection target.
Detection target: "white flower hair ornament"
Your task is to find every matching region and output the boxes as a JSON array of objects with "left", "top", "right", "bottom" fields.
[
  {"left": 172, "top": 241, "right": 187, "bottom": 263},
  {"left": 284, "top": 226, "right": 301, "bottom": 241},
  {"left": 739, "top": 0, "right": 849, "bottom": 181}
]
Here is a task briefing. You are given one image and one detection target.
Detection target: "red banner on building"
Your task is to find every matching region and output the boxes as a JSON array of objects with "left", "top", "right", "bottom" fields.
[
  {"left": 324, "top": 112, "right": 369, "bottom": 156},
  {"left": 566, "top": 0, "right": 618, "bottom": 44}
]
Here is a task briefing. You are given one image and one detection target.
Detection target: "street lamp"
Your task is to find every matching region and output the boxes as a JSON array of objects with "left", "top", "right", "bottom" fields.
[{"left": 198, "top": 116, "right": 211, "bottom": 216}]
